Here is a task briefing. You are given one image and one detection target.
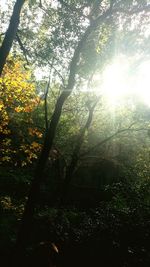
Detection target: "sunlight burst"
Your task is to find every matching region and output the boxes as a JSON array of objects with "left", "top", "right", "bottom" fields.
[
  {"left": 101, "top": 58, "right": 129, "bottom": 105},
  {"left": 96, "top": 57, "right": 150, "bottom": 107}
]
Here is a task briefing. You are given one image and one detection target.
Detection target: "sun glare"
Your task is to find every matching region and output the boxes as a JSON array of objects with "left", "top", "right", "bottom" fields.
[
  {"left": 94, "top": 57, "right": 150, "bottom": 107},
  {"left": 101, "top": 58, "right": 129, "bottom": 104}
]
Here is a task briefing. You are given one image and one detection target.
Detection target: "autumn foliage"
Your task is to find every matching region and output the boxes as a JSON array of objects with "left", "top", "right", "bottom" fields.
[{"left": 0, "top": 58, "right": 42, "bottom": 166}]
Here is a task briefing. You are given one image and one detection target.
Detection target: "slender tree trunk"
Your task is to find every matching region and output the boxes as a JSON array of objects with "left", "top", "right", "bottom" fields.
[
  {"left": 44, "top": 74, "right": 51, "bottom": 132},
  {"left": 60, "top": 101, "right": 98, "bottom": 204},
  {"left": 0, "top": 0, "right": 25, "bottom": 76},
  {"left": 16, "top": 91, "right": 70, "bottom": 248}
]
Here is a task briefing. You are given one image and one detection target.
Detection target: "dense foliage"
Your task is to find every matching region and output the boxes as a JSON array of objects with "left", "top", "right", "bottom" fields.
[
  {"left": 0, "top": 58, "right": 42, "bottom": 166},
  {"left": 0, "top": 1, "right": 150, "bottom": 267}
]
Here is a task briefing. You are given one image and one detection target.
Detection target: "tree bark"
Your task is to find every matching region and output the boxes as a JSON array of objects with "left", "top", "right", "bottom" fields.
[{"left": 0, "top": 0, "right": 25, "bottom": 76}]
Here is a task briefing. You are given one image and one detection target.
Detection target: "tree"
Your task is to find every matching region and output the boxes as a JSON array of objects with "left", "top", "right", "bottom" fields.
[{"left": 0, "top": 0, "right": 25, "bottom": 76}]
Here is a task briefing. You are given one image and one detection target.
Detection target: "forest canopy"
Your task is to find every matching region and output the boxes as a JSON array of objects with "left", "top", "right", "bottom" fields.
[{"left": 0, "top": 1, "right": 150, "bottom": 267}]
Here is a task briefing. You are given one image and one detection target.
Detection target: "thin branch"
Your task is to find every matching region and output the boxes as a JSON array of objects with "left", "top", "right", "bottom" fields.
[
  {"left": 16, "top": 32, "right": 29, "bottom": 65},
  {"left": 44, "top": 58, "right": 55, "bottom": 132},
  {"left": 0, "top": 32, "right": 5, "bottom": 37},
  {"left": 38, "top": 1, "right": 56, "bottom": 17},
  {"left": 81, "top": 127, "right": 149, "bottom": 158},
  {"left": 48, "top": 61, "right": 65, "bottom": 86}
]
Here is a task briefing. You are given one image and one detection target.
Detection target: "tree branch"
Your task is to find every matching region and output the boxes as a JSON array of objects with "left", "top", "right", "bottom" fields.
[
  {"left": 81, "top": 127, "right": 149, "bottom": 158},
  {"left": 16, "top": 32, "right": 29, "bottom": 65},
  {"left": 48, "top": 61, "right": 65, "bottom": 86}
]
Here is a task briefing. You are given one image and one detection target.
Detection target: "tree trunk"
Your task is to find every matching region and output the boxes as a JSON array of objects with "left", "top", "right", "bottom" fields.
[
  {"left": 0, "top": 0, "right": 25, "bottom": 76},
  {"left": 16, "top": 91, "right": 70, "bottom": 248},
  {"left": 61, "top": 101, "right": 98, "bottom": 204}
]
